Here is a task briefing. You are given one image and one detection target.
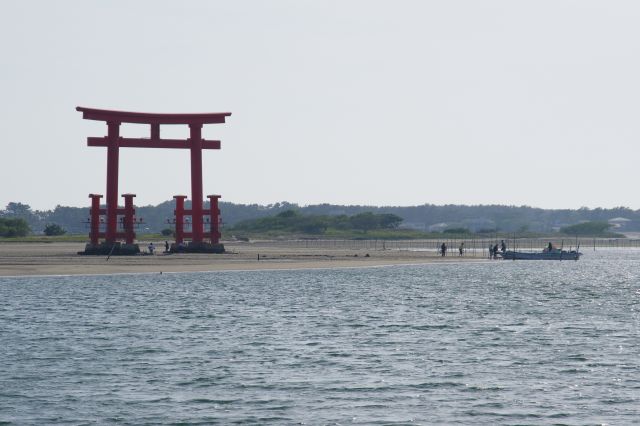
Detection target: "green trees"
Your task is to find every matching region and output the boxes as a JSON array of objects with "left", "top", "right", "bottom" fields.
[
  {"left": 231, "top": 211, "right": 404, "bottom": 236},
  {"left": 276, "top": 210, "right": 297, "bottom": 219},
  {"left": 4, "top": 202, "right": 32, "bottom": 216},
  {"left": 349, "top": 212, "right": 379, "bottom": 232},
  {"left": 43, "top": 223, "right": 66, "bottom": 236},
  {"left": 560, "top": 221, "right": 618, "bottom": 236},
  {"left": 378, "top": 213, "right": 403, "bottom": 229},
  {"left": 349, "top": 212, "right": 403, "bottom": 232},
  {"left": 0, "top": 218, "right": 30, "bottom": 237},
  {"left": 232, "top": 210, "right": 329, "bottom": 235}
]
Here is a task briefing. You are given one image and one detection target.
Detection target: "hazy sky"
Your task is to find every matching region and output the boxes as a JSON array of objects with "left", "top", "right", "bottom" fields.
[{"left": 2, "top": 1, "right": 639, "bottom": 210}]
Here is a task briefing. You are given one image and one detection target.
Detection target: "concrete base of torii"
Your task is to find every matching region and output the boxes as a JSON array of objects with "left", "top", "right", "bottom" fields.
[
  {"left": 169, "top": 242, "right": 225, "bottom": 254},
  {"left": 78, "top": 242, "right": 141, "bottom": 256}
]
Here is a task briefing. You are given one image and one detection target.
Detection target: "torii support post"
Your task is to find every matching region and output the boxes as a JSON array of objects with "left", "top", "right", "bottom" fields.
[
  {"left": 81, "top": 192, "right": 140, "bottom": 255},
  {"left": 122, "top": 194, "right": 136, "bottom": 245},
  {"left": 174, "top": 195, "right": 187, "bottom": 245},
  {"left": 170, "top": 194, "right": 224, "bottom": 253},
  {"left": 208, "top": 195, "right": 221, "bottom": 244},
  {"left": 89, "top": 194, "right": 103, "bottom": 245}
]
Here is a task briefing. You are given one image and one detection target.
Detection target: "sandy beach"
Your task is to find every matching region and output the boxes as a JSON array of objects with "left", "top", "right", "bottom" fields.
[{"left": 0, "top": 241, "right": 486, "bottom": 277}]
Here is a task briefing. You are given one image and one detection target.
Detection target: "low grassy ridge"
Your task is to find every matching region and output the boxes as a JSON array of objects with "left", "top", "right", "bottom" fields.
[
  {"left": 228, "top": 210, "right": 410, "bottom": 239},
  {"left": 0, "top": 218, "right": 624, "bottom": 243},
  {"left": 0, "top": 234, "right": 89, "bottom": 243},
  {"left": 559, "top": 221, "right": 623, "bottom": 238},
  {"left": 227, "top": 211, "right": 627, "bottom": 240},
  {"left": 227, "top": 210, "right": 569, "bottom": 240}
]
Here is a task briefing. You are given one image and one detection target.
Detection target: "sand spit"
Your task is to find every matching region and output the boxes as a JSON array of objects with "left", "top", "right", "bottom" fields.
[{"left": 0, "top": 242, "right": 487, "bottom": 277}]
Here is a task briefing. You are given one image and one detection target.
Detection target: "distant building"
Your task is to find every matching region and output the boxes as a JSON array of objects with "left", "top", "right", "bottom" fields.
[
  {"left": 400, "top": 222, "right": 427, "bottom": 231},
  {"left": 428, "top": 222, "right": 449, "bottom": 232},
  {"left": 608, "top": 217, "right": 631, "bottom": 229},
  {"left": 461, "top": 218, "right": 496, "bottom": 233}
]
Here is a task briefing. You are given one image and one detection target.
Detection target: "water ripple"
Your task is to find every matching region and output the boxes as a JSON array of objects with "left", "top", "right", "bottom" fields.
[{"left": 1, "top": 251, "right": 640, "bottom": 424}]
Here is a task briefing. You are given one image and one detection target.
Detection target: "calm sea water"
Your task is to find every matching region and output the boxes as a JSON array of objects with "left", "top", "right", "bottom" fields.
[{"left": 1, "top": 251, "right": 639, "bottom": 425}]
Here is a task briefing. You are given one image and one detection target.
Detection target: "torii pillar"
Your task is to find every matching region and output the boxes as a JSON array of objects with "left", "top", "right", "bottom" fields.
[{"left": 189, "top": 123, "right": 205, "bottom": 243}]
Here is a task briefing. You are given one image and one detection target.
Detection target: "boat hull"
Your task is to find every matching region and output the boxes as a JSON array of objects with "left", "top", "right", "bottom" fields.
[{"left": 501, "top": 251, "right": 582, "bottom": 260}]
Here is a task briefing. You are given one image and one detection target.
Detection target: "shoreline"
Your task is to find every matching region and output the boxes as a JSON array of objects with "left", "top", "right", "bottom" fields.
[
  {"left": 0, "top": 260, "right": 489, "bottom": 279},
  {"left": 0, "top": 242, "right": 487, "bottom": 277}
]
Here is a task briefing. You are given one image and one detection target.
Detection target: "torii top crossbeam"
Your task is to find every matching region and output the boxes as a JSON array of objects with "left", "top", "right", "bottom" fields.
[
  {"left": 77, "top": 106, "right": 231, "bottom": 244},
  {"left": 76, "top": 106, "right": 231, "bottom": 125}
]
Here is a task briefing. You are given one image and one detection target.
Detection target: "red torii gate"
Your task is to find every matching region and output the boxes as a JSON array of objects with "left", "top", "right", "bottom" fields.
[{"left": 77, "top": 106, "right": 231, "bottom": 253}]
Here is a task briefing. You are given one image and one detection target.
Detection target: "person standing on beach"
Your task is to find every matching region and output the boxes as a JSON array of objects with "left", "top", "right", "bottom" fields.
[
  {"left": 459, "top": 242, "right": 464, "bottom": 256},
  {"left": 440, "top": 242, "right": 447, "bottom": 257},
  {"left": 164, "top": 241, "right": 170, "bottom": 253}
]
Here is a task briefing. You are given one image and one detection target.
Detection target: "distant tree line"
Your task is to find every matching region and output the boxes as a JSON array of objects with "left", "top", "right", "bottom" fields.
[{"left": 2, "top": 200, "right": 639, "bottom": 236}]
